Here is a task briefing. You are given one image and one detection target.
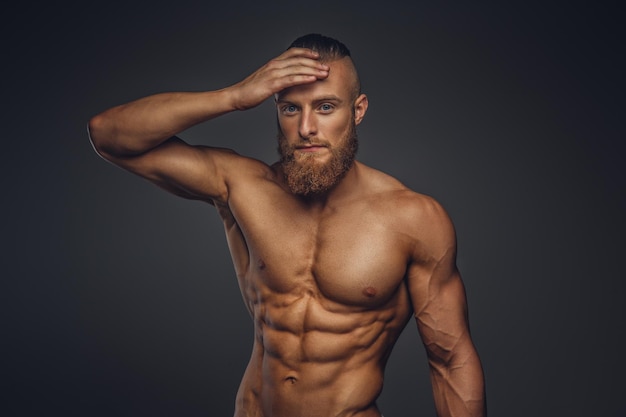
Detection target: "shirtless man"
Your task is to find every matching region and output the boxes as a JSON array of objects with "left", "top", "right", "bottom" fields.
[{"left": 88, "top": 34, "right": 486, "bottom": 417}]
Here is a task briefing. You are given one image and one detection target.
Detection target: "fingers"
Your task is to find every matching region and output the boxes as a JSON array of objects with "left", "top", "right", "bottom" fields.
[
  {"left": 276, "top": 47, "right": 321, "bottom": 60},
  {"left": 230, "top": 48, "right": 329, "bottom": 110},
  {"left": 274, "top": 61, "right": 329, "bottom": 80},
  {"left": 271, "top": 54, "right": 328, "bottom": 74},
  {"left": 267, "top": 50, "right": 329, "bottom": 88}
]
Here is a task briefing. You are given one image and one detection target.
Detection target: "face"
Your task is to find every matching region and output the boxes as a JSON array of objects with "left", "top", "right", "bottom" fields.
[
  {"left": 277, "top": 116, "right": 358, "bottom": 196},
  {"left": 275, "top": 57, "right": 368, "bottom": 196}
]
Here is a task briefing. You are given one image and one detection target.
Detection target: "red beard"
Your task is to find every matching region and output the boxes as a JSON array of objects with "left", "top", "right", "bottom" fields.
[{"left": 278, "top": 123, "right": 358, "bottom": 197}]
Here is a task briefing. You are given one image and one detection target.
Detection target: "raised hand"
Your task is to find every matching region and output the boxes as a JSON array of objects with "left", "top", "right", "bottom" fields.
[
  {"left": 229, "top": 48, "right": 329, "bottom": 111},
  {"left": 89, "top": 48, "right": 330, "bottom": 161}
]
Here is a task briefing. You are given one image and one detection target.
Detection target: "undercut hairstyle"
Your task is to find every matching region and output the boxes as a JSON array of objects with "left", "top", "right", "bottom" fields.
[
  {"left": 288, "top": 33, "right": 352, "bottom": 61},
  {"left": 289, "top": 33, "right": 361, "bottom": 100}
]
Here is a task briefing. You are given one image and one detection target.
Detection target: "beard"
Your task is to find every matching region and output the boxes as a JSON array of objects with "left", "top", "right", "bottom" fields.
[{"left": 278, "top": 122, "right": 358, "bottom": 197}]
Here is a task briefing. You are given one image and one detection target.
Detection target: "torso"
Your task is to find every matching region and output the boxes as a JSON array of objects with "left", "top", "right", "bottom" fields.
[{"left": 215, "top": 160, "right": 424, "bottom": 417}]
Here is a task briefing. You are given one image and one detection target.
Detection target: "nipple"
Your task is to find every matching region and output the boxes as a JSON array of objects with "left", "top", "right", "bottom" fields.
[{"left": 363, "top": 286, "right": 377, "bottom": 297}]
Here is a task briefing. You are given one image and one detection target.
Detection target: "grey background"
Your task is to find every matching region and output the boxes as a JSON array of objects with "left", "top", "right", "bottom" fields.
[{"left": 3, "top": 1, "right": 625, "bottom": 416}]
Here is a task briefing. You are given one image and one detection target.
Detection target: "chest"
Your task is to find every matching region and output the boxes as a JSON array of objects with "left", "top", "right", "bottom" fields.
[{"left": 228, "top": 188, "right": 411, "bottom": 306}]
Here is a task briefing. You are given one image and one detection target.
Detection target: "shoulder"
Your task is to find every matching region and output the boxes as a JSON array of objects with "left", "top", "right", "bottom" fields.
[
  {"left": 358, "top": 163, "right": 451, "bottom": 223},
  {"left": 358, "top": 163, "right": 456, "bottom": 260}
]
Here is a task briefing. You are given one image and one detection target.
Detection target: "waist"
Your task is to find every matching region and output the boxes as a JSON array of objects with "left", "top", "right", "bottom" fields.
[{"left": 238, "top": 349, "right": 385, "bottom": 417}]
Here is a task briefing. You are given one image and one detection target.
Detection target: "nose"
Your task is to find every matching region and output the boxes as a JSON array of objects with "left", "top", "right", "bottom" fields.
[{"left": 298, "top": 109, "right": 317, "bottom": 140}]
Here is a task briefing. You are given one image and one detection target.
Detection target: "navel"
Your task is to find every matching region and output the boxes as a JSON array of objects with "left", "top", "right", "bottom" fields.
[
  {"left": 284, "top": 376, "right": 298, "bottom": 384},
  {"left": 363, "top": 286, "right": 377, "bottom": 297},
  {"left": 257, "top": 258, "right": 266, "bottom": 270}
]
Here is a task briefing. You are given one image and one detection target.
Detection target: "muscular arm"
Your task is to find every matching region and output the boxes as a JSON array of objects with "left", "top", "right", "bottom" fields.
[
  {"left": 406, "top": 198, "right": 486, "bottom": 417},
  {"left": 88, "top": 48, "right": 329, "bottom": 202}
]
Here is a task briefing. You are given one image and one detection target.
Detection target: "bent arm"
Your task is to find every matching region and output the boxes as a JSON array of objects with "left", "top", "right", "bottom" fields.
[
  {"left": 88, "top": 89, "right": 236, "bottom": 157},
  {"left": 88, "top": 89, "right": 241, "bottom": 202},
  {"left": 87, "top": 48, "right": 329, "bottom": 202},
  {"left": 407, "top": 199, "right": 486, "bottom": 417}
]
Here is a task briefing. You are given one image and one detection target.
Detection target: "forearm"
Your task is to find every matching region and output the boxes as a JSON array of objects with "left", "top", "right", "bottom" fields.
[
  {"left": 429, "top": 346, "right": 486, "bottom": 417},
  {"left": 88, "top": 88, "right": 237, "bottom": 157},
  {"left": 88, "top": 48, "right": 328, "bottom": 159}
]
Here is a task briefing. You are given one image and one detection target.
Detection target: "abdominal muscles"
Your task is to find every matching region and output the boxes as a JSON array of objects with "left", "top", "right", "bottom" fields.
[{"left": 236, "top": 277, "right": 410, "bottom": 417}]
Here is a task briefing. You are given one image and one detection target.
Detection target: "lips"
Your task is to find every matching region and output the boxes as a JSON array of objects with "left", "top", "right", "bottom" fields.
[
  {"left": 295, "top": 144, "right": 328, "bottom": 152},
  {"left": 297, "top": 145, "right": 325, "bottom": 150}
]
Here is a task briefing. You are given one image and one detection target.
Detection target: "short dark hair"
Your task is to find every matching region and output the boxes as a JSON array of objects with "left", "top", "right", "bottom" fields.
[{"left": 288, "top": 33, "right": 352, "bottom": 61}]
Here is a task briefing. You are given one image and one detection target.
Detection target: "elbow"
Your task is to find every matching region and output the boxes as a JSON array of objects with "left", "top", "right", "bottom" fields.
[
  {"left": 426, "top": 336, "right": 479, "bottom": 372},
  {"left": 87, "top": 114, "right": 105, "bottom": 153},
  {"left": 425, "top": 342, "right": 454, "bottom": 369},
  {"left": 87, "top": 114, "right": 114, "bottom": 160}
]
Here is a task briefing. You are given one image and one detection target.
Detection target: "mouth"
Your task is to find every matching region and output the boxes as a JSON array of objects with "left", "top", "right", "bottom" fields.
[{"left": 295, "top": 144, "right": 328, "bottom": 153}]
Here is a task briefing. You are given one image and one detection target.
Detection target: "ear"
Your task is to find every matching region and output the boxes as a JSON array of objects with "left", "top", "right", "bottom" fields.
[{"left": 353, "top": 94, "right": 369, "bottom": 125}]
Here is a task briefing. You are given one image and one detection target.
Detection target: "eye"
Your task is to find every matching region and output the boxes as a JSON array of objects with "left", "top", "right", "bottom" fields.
[
  {"left": 281, "top": 104, "right": 298, "bottom": 115},
  {"left": 319, "top": 103, "right": 334, "bottom": 113}
]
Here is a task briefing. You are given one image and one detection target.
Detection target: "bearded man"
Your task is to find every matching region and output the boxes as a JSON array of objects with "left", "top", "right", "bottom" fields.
[{"left": 88, "top": 34, "right": 486, "bottom": 417}]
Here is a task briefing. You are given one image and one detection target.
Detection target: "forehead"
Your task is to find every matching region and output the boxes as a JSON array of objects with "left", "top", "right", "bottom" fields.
[{"left": 276, "top": 57, "right": 355, "bottom": 102}]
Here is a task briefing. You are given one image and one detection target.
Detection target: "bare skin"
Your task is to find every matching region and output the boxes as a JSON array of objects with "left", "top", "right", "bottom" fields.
[{"left": 89, "top": 48, "right": 486, "bottom": 417}]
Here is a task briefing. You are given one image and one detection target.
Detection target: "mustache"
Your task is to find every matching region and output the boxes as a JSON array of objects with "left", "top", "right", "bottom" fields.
[{"left": 292, "top": 137, "right": 331, "bottom": 147}]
